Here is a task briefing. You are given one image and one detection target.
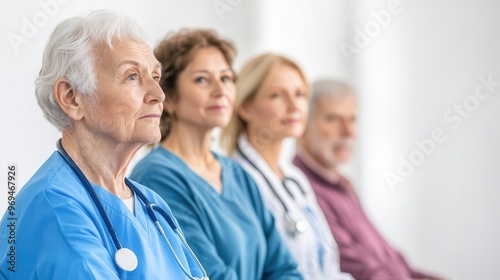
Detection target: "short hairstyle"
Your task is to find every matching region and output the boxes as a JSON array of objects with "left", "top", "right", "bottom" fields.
[
  {"left": 309, "top": 79, "right": 356, "bottom": 117},
  {"left": 220, "top": 53, "right": 308, "bottom": 155},
  {"left": 154, "top": 29, "right": 237, "bottom": 141},
  {"left": 35, "top": 10, "right": 148, "bottom": 131}
]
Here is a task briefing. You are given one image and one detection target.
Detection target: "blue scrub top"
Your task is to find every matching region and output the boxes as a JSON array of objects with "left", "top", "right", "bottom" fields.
[
  {"left": 0, "top": 152, "right": 203, "bottom": 279},
  {"left": 130, "top": 146, "right": 303, "bottom": 280}
]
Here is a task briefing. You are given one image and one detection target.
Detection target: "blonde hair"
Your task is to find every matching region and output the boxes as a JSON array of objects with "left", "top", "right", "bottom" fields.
[{"left": 220, "top": 53, "right": 307, "bottom": 155}]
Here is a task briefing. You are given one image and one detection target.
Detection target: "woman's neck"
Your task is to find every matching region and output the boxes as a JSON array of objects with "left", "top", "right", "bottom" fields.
[
  {"left": 162, "top": 124, "right": 223, "bottom": 192},
  {"left": 246, "top": 130, "right": 284, "bottom": 180},
  {"left": 61, "top": 131, "right": 140, "bottom": 199},
  {"left": 162, "top": 124, "right": 214, "bottom": 165}
]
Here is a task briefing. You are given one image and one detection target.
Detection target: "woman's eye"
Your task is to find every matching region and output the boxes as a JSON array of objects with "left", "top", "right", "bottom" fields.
[
  {"left": 270, "top": 92, "right": 281, "bottom": 99},
  {"left": 195, "top": 77, "right": 208, "bottom": 83},
  {"left": 127, "top": 73, "right": 138, "bottom": 80},
  {"left": 326, "top": 115, "right": 340, "bottom": 122},
  {"left": 221, "top": 75, "right": 233, "bottom": 83},
  {"left": 297, "top": 92, "right": 307, "bottom": 97},
  {"left": 153, "top": 75, "right": 160, "bottom": 82}
]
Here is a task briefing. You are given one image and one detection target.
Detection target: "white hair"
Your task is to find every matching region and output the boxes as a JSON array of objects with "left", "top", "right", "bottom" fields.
[
  {"left": 35, "top": 10, "right": 148, "bottom": 131},
  {"left": 309, "top": 79, "right": 356, "bottom": 117}
]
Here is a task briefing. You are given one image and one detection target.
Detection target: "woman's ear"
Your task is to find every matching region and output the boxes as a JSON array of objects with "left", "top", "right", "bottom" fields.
[
  {"left": 237, "top": 101, "right": 252, "bottom": 122},
  {"left": 163, "top": 97, "right": 175, "bottom": 114},
  {"left": 53, "top": 78, "right": 84, "bottom": 121}
]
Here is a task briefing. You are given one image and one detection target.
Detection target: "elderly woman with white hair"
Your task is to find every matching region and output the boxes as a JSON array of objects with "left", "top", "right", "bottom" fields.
[{"left": 0, "top": 11, "right": 207, "bottom": 280}]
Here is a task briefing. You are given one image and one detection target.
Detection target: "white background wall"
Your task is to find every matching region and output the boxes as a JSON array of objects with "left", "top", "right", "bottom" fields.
[
  {"left": 350, "top": 0, "right": 500, "bottom": 279},
  {"left": 1, "top": 0, "right": 499, "bottom": 279}
]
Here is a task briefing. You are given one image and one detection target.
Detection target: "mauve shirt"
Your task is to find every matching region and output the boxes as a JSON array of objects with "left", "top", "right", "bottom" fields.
[{"left": 293, "top": 154, "right": 438, "bottom": 280}]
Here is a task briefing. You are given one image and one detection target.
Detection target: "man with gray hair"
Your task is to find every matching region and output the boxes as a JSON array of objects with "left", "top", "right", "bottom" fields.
[{"left": 293, "top": 79, "right": 442, "bottom": 280}]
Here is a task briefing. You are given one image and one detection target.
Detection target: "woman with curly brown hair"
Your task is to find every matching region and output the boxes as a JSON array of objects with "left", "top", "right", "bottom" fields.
[{"left": 130, "top": 29, "right": 303, "bottom": 280}]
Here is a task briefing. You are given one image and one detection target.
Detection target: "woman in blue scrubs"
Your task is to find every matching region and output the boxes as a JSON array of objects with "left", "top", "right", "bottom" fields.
[
  {"left": 130, "top": 30, "right": 303, "bottom": 279},
  {"left": 0, "top": 11, "right": 205, "bottom": 280}
]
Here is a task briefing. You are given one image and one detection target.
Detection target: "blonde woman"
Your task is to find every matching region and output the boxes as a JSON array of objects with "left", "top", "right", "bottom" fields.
[
  {"left": 221, "top": 53, "right": 353, "bottom": 280},
  {"left": 130, "top": 31, "right": 302, "bottom": 280}
]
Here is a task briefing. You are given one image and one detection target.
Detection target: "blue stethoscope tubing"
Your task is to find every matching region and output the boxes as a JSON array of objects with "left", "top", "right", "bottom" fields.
[{"left": 56, "top": 139, "right": 208, "bottom": 280}]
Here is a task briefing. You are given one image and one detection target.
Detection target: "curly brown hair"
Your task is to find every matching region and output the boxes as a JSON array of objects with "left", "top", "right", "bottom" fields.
[{"left": 154, "top": 29, "right": 237, "bottom": 141}]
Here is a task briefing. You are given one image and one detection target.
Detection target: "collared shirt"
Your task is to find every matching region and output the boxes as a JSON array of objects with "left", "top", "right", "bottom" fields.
[
  {"left": 293, "top": 151, "right": 439, "bottom": 280},
  {"left": 295, "top": 144, "right": 342, "bottom": 185},
  {"left": 234, "top": 134, "right": 353, "bottom": 280}
]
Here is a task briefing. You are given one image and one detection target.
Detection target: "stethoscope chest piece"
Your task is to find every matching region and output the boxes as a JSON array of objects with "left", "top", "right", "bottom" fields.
[
  {"left": 285, "top": 213, "right": 308, "bottom": 237},
  {"left": 115, "top": 247, "right": 138, "bottom": 272},
  {"left": 295, "top": 219, "right": 308, "bottom": 234}
]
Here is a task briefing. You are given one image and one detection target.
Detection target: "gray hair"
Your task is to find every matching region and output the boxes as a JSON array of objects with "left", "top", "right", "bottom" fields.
[
  {"left": 35, "top": 10, "right": 148, "bottom": 131},
  {"left": 309, "top": 79, "right": 356, "bottom": 117}
]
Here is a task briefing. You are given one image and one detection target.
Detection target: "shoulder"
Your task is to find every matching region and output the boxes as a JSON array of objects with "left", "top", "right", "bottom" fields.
[
  {"left": 217, "top": 153, "right": 266, "bottom": 208},
  {"left": 215, "top": 152, "right": 241, "bottom": 170},
  {"left": 130, "top": 148, "right": 202, "bottom": 208},
  {"left": 15, "top": 152, "right": 89, "bottom": 210},
  {"left": 292, "top": 155, "right": 316, "bottom": 182},
  {"left": 284, "top": 163, "right": 310, "bottom": 183},
  {"left": 0, "top": 154, "right": 100, "bottom": 250},
  {"left": 217, "top": 153, "right": 260, "bottom": 196},
  {"left": 283, "top": 163, "right": 316, "bottom": 192},
  {"left": 216, "top": 152, "right": 254, "bottom": 181},
  {"left": 131, "top": 147, "right": 176, "bottom": 175},
  {"left": 130, "top": 147, "right": 188, "bottom": 187}
]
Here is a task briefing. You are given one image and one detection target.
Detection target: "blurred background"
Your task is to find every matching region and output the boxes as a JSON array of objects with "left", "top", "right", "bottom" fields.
[{"left": 1, "top": 0, "right": 500, "bottom": 278}]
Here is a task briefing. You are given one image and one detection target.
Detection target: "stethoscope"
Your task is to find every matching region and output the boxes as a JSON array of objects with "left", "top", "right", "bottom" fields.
[
  {"left": 236, "top": 145, "right": 309, "bottom": 237},
  {"left": 56, "top": 139, "right": 208, "bottom": 280}
]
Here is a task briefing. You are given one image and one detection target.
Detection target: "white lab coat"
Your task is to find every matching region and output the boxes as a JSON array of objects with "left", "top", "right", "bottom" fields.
[{"left": 233, "top": 135, "right": 353, "bottom": 280}]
